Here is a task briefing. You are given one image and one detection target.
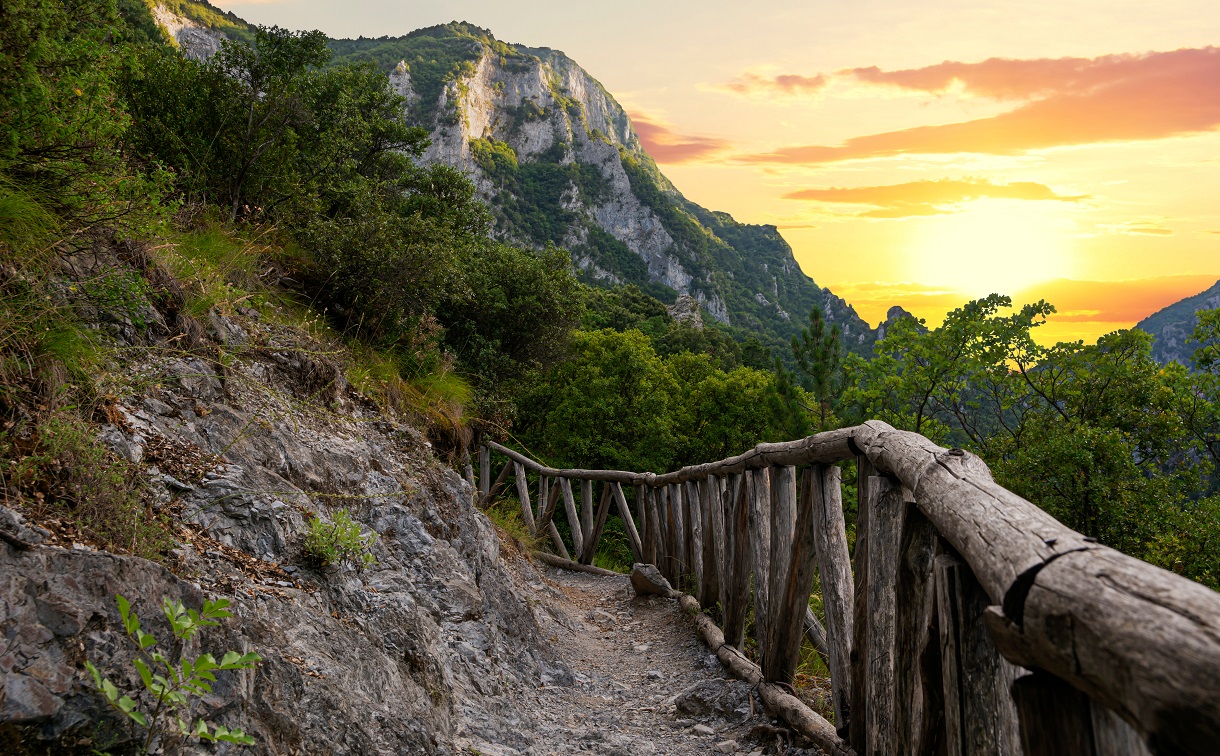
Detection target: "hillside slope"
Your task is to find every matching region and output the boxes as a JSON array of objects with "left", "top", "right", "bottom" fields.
[
  {"left": 1136, "top": 279, "right": 1220, "bottom": 365},
  {"left": 328, "top": 24, "right": 881, "bottom": 355}
]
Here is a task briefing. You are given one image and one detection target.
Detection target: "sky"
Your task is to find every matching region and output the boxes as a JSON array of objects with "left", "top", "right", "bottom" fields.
[{"left": 214, "top": 0, "right": 1220, "bottom": 343}]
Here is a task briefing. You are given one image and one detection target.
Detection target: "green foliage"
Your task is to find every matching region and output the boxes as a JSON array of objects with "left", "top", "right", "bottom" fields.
[
  {"left": 0, "top": 0, "right": 173, "bottom": 240},
  {"left": 837, "top": 295, "right": 1220, "bottom": 587},
  {"left": 327, "top": 23, "right": 503, "bottom": 120},
  {"left": 793, "top": 306, "right": 843, "bottom": 431},
  {"left": 86, "top": 594, "right": 260, "bottom": 753},
  {"left": 437, "top": 242, "right": 583, "bottom": 386},
  {"left": 302, "top": 509, "right": 377, "bottom": 569}
]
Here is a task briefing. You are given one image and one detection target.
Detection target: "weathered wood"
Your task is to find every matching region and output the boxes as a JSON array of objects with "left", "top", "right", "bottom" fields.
[
  {"left": 676, "top": 593, "right": 856, "bottom": 756},
  {"left": 634, "top": 484, "right": 647, "bottom": 530},
  {"left": 611, "top": 483, "right": 644, "bottom": 562},
  {"left": 747, "top": 467, "right": 772, "bottom": 654},
  {"left": 935, "top": 553, "right": 1020, "bottom": 756},
  {"left": 643, "top": 486, "right": 659, "bottom": 567},
  {"left": 998, "top": 547, "right": 1220, "bottom": 755},
  {"left": 514, "top": 462, "right": 537, "bottom": 534},
  {"left": 534, "top": 476, "right": 562, "bottom": 535},
  {"left": 894, "top": 504, "right": 940, "bottom": 755},
  {"left": 560, "top": 478, "right": 583, "bottom": 560},
  {"left": 669, "top": 483, "right": 686, "bottom": 580},
  {"left": 581, "top": 482, "right": 614, "bottom": 566},
  {"left": 849, "top": 459, "right": 875, "bottom": 751},
  {"left": 811, "top": 463, "right": 854, "bottom": 732},
  {"left": 478, "top": 444, "right": 490, "bottom": 496},
  {"left": 766, "top": 463, "right": 795, "bottom": 648},
  {"left": 580, "top": 479, "right": 594, "bottom": 548},
  {"left": 533, "top": 550, "right": 619, "bottom": 577},
  {"left": 546, "top": 521, "right": 570, "bottom": 560},
  {"left": 699, "top": 475, "right": 722, "bottom": 610},
  {"left": 481, "top": 460, "right": 513, "bottom": 508},
  {"left": 1091, "top": 698, "right": 1153, "bottom": 756},
  {"left": 765, "top": 465, "right": 821, "bottom": 684},
  {"left": 1011, "top": 672, "right": 1097, "bottom": 756},
  {"left": 805, "top": 607, "right": 830, "bottom": 659},
  {"left": 855, "top": 427, "right": 1091, "bottom": 610},
  {"left": 724, "top": 473, "right": 750, "bottom": 649},
  {"left": 658, "top": 485, "right": 676, "bottom": 582},
  {"left": 537, "top": 475, "right": 549, "bottom": 521},
  {"left": 865, "top": 476, "right": 904, "bottom": 756},
  {"left": 687, "top": 480, "right": 704, "bottom": 603}
]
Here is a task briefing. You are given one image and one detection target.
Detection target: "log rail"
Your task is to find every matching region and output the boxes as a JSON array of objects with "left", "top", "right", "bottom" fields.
[{"left": 475, "top": 421, "right": 1220, "bottom": 756}]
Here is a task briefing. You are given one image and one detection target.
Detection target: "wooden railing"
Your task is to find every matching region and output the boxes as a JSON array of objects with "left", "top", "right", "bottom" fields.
[{"left": 475, "top": 421, "right": 1220, "bottom": 756}]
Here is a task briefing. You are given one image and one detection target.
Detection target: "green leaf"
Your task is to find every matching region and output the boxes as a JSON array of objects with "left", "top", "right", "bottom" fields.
[
  {"left": 100, "top": 678, "right": 120, "bottom": 701},
  {"left": 85, "top": 661, "right": 102, "bottom": 690},
  {"left": 133, "top": 658, "right": 154, "bottom": 689},
  {"left": 139, "top": 632, "right": 157, "bottom": 649}
]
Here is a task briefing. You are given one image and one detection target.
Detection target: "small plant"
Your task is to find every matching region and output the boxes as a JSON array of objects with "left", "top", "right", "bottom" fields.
[
  {"left": 85, "top": 594, "right": 261, "bottom": 754},
  {"left": 302, "top": 508, "right": 376, "bottom": 568}
]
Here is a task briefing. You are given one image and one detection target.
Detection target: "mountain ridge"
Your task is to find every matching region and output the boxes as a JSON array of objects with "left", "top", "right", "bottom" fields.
[
  {"left": 1135, "top": 279, "right": 1220, "bottom": 365},
  {"left": 151, "top": 10, "right": 886, "bottom": 356}
]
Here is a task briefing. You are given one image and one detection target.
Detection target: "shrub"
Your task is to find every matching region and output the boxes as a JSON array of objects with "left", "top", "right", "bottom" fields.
[
  {"left": 302, "top": 508, "right": 376, "bottom": 568},
  {"left": 86, "top": 594, "right": 260, "bottom": 753}
]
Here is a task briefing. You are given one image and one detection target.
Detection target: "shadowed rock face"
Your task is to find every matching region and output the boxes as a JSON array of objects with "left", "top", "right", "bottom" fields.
[
  {"left": 1136, "top": 280, "right": 1220, "bottom": 366},
  {"left": 0, "top": 305, "right": 564, "bottom": 754}
]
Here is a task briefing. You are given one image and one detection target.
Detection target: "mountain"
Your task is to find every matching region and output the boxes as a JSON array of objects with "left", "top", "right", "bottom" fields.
[
  {"left": 148, "top": 10, "right": 883, "bottom": 356},
  {"left": 1136, "top": 280, "right": 1220, "bottom": 365},
  {"left": 327, "top": 23, "right": 881, "bottom": 356}
]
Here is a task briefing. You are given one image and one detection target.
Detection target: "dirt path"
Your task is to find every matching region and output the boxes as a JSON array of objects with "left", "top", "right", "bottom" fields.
[{"left": 454, "top": 562, "right": 802, "bottom": 756}]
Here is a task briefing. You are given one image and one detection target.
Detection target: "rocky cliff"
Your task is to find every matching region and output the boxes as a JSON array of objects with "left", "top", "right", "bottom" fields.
[
  {"left": 330, "top": 24, "right": 881, "bottom": 354},
  {"left": 1136, "top": 280, "right": 1220, "bottom": 366}
]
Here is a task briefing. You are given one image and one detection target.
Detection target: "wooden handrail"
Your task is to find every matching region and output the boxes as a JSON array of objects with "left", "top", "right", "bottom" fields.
[{"left": 479, "top": 422, "right": 1220, "bottom": 755}]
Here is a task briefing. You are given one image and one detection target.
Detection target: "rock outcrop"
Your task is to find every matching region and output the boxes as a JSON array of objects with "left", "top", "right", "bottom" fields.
[
  {"left": 1136, "top": 279, "right": 1220, "bottom": 366},
  {"left": 0, "top": 291, "right": 566, "bottom": 753}
]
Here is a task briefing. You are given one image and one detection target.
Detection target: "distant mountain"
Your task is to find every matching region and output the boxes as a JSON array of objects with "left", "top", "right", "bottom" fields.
[
  {"left": 149, "top": 12, "right": 888, "bottom": 355},
  {"left": 1135, "top": 280, "right": 1220, "bottom": 365},
  {"left": 327, "top": 23, "right": 883, "bottom": 355}
]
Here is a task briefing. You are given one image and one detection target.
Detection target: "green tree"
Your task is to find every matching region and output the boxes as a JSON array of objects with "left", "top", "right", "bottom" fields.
[{"left": 792, "top": 305, "right": 843, "bottom": 430}]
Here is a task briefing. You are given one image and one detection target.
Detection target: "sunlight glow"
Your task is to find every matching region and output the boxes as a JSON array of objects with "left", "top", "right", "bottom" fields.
[{"left": 905, "top": 199, "right": 1076, "bottom": 295}]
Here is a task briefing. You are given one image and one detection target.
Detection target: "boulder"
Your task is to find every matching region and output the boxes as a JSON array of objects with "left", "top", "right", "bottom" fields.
[{"left": 630, "top": 563, "right": 673, "bottom": 597}]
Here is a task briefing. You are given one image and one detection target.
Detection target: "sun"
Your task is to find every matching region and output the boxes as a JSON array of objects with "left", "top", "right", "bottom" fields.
[{"left": 905, "top": 199, "right": 1076, "bottom": 296}]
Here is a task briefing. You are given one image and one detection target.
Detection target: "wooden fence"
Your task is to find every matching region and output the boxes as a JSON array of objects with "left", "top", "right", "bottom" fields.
[{"left": 474, "top": 421, "right": 1220, "bottom": 756}]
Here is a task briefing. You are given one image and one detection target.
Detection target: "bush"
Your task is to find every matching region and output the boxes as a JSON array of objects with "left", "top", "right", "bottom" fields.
[
  {"left": 86, "top": 594, "right": 260, "bottom": 753},
  {"left": 302, "top": 508, "right": 376, "bottom": 568}
]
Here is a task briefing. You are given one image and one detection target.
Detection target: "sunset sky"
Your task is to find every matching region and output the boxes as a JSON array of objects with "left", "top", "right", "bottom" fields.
[{"left": 216, "top": 0, "right": 1220, "bottom": 343}]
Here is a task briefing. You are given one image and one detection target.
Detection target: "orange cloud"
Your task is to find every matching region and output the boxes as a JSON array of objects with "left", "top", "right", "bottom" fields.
[
  {"left": 629, "top": 112, "right": 728, "bottom": 164},
  {"left": 735, "top": 47, "right": 1220, "bottom": 164},
  {"left": 722, "top": 72, "right": 829, "bottom": 97},
  {"left": 783, "top": 178, "right": 1085, "bottom": 218}
]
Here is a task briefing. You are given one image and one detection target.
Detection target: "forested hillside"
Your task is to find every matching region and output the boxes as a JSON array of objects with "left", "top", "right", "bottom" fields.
[{"left": 325, "top": 23, "right": 882, "bottom": 359}]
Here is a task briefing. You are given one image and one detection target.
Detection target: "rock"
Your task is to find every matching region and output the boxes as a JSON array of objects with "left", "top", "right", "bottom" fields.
[
  {"left": 668, "top": 294, "right": 705, "bottom": 330},
  {"left": 646, "top": 670, "right": 664, "bottom": 681},
  {"left": 587, "top": 609, "right": 617, "bottom": 628},
  {"left": 630, "top": 563, "right": 673, "bottom": 597},
  {"left": 675, "top": 679, "right": 752, "bottom": 720},
  {"left": 692, "top": 723, "right": 715, "bottom": 736},
  {"left": 2, "top": 675, "right": 63, "bottom": 721},
  {"left": 713, "top": 741, "right": 739, "bottom": 754},
  {"left": 632, "top": 643, "right": 651, "bottom": 653}
]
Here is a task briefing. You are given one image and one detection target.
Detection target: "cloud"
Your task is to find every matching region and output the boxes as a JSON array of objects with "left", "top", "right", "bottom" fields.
[
  {"left": 1098, "top": 220, "right": 1174, "bottom": 236},
  {"left": 629, "top": 112, "right": 728, "bottom": 164},
  {"left": 721, "top": 72, "right": 830, "bottom": 97},
  {"left": 782, "top": 178, "right": 1085, "bottom": 218},
  {"left": 733, "top": 47, "right": 1220, "bottom": 164}
]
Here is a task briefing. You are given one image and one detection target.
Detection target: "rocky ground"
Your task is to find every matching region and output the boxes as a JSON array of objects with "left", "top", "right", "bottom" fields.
[{"left": 469, "top": 562, "right": 802, "bottom": 756}]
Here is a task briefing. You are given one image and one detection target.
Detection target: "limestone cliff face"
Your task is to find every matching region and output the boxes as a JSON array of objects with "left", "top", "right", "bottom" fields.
[
  {"left": 152, "top": 3, "right": 230, "bottom": 60},
  {"left": 378, "top": 27, "right": 879, "bottom": 351},
  {"left": 414, "top": 45, "right": 704, "bottom": 305}
]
